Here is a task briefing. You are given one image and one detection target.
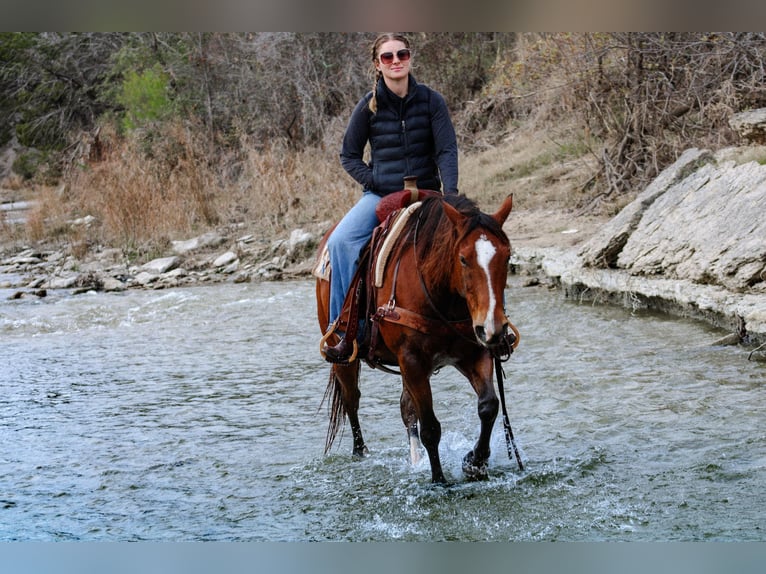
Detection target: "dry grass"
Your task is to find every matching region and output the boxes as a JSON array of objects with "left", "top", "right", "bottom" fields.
[
  {"left": 71, "top": 123, "right": 219, "bottom": 252},
  {"left": 1, "top": 123, "right": 362, "bottom": 260},
  {"left": 2, "top": 113, "right": 617, "bottom": 261},
  {"left": 461, "top": 120, "right": 601, "bottom": 214},
  {"left": 225, "top": 140, "right": 358, "bottom": 235}
]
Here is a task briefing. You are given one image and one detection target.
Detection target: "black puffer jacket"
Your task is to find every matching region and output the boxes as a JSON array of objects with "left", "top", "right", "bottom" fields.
[{"left": 340, "top": 75, "right": 458, "bottom": 196}]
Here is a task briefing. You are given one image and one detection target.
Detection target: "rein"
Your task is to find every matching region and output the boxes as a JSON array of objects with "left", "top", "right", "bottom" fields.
[{"left": 493, "top": 354, "right": 524, "bottom": 471}]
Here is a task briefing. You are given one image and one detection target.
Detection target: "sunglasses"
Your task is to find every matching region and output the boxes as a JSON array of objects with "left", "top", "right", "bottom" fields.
[{"left": 378, "top": 49, "right": 411, "bottom": 65}]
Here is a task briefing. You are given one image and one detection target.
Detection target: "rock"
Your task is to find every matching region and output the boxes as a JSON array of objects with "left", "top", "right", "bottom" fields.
[
  {"left": 580, "top": 147, "right": 766, "bottom": 292},
  {"left": 69, "top": 214, "right": 96, "bottom": 227},
  {"left": 288, "top": 228, "right": 314, "bottom": 251},
  {"left": 514, "top": 142, "right": 766, "bottom": 345},
  {"left": 26, "top": 277, "right": 45, "bottom": 288},
  {"left": 171, "top": 231, "right": 226, "bottom": 255},
  {"left": 729, "top": 108, "right": 766, "bottom": 144},
  {"left": 46, "top": 275, "right": 79, "bottom": 289},
  {"left": 213, "top": 251, "right": 238, "bottom": 268},
  {"left": 514, "top": 244, "right": 766, "bottom": 345},
  {"left": 618, "top": 156, "right": 766, "bottom": 291},
  {"left": 9, "top": 256, "right": 42, "bottom": 265},
  {"left": 141, "top": 256, "right": 180, "bottom": 275},
  {"left": 73, "top": 271, "right": 104, "bottom": 291},
  {"left": 102, "top": 277, "right": 126, "bottom": 292},
  {"left": 221, "top": 260, "right": 239, "bottom": 274},
  {"left": 162, "top": 268, "right": 187, "bottom": 279},
  {"left": 7, "top": 289, "right": 46, "bottom": 299},
  {"left": 580, "top": 148, "right": 714, "bottom": 268},
  {"left": 133, "top": 271, "right": 159, "bottom": 286}
]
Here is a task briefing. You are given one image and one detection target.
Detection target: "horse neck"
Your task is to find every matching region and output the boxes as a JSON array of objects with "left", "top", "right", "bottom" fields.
[{"left": 412, "top": 221, "right": 469, "bottom": 317}]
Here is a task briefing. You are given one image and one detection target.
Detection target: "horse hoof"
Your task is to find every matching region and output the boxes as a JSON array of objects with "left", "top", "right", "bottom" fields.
[
  {"left": 462, "top": 451, "right": 489, "bottom": 481},
  {"left": 352, "top": 445, "right": 369, "bottom": 458}
]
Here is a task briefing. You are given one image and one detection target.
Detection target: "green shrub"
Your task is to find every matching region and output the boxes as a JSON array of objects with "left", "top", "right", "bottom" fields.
[
  {"left": 118, "top": 65, "right": 174, "bottom": 131},
  {"left": 12, "top": 150, "right": 43, "bottom": 180}
]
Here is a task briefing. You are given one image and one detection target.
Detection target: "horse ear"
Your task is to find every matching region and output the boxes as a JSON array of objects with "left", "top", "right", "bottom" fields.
[
  {"left": 492, "top": 194, "right": 513, "bottom": 226},
  {"left": 443, "top": 199, "right": 466, "bottom": 228}
]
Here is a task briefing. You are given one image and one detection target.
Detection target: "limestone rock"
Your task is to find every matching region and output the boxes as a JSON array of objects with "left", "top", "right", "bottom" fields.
[
  {"left": 729, "top": 108, "right": 766, "bottom": 144},
  {"left": 618, "top": 157, "right": 766, "bottom": 291},
  {"left": 580, "top": 148, "right": 713, "bottom": 268},
  {"left": 580, "top": 147, "right": 766, "bottom": 292},
  {"left": 141, "top": 256, "right": 180, "bottom": 275},
  {"left": 171, "top": 231, "right": 226, "bottom": 255},
  {"left": 213, "top": 251, "right": 238, "bottom": 268}
]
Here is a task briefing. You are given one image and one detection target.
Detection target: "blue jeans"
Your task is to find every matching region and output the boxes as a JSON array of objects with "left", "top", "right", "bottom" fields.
[{"left": 327, "top": 191, "right": 381, "bottom": 327}]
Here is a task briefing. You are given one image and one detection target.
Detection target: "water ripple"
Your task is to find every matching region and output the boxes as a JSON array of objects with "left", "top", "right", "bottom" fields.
[{"left": 1, "top": 280, "right": 764, "bottom": 541}]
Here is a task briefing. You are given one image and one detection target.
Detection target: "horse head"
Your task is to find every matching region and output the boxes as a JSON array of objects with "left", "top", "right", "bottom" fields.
[{"left": 443, "top": 194, "right": 514, "bottom": 349}]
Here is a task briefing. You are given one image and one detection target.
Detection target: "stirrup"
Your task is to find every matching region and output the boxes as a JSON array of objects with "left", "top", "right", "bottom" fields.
[
  {"left": 322, "top": 337, "right": 359, "bottom": 364},
  {"left": 319, "top": 324, "right": 359, "bottom": 363}
]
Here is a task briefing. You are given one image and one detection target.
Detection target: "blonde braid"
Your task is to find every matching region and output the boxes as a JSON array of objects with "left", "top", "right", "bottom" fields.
[{"left": 368, "top": 71, "right": 382, "bottom": 114}]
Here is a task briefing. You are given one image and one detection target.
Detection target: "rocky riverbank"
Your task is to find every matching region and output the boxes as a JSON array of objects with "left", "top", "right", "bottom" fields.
[
  {"left": 510, "top": 145, "right": 766, "bottom": 355},
  {"left": 3, "top": 143, "right": 765, "bottom": 359},
  {"left": 0, "top": 222, "right": 329, "bottom": 297}
]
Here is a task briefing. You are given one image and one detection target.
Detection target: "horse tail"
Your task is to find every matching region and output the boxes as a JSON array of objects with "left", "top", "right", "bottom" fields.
[{"left": 322, "top": 366, "right": 345, "bottom": 454}]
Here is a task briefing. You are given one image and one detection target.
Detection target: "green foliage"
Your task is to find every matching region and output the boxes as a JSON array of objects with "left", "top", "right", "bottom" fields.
[
  {"left": 11, "top": 148, "right": 60, "bottom": 182},
  {"left": 12, "top": 149, "right": 42, "bottom": 179},
  {"left": 118, "top": 65, "right": 174, "bottom": 131}
]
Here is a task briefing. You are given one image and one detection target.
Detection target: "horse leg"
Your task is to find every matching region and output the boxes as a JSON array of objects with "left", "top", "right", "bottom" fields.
[
  {"left": 400, "top": 361, "right": 445, "bottom": 484},
  {"left": 317, "top": 272, "right": 367, "bottom": 458},
  {"left": 400, "top": 388, "right": 421, "bottom": 465},
  {"left": 325, "top": 361, "right": 368, "bottom": 458},
  {"left": 457, "top": 356, "right": 499, "bottom": 480}
]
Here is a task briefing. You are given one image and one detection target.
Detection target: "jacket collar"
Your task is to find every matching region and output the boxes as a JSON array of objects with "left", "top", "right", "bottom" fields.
[{"left": 376, "top": 74, "right": 418, "bottom": 109}]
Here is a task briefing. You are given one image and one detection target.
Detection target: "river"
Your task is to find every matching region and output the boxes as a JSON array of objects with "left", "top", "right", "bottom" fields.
[{"left": 1, "top": 279, "right": 763, "bottom": 541}]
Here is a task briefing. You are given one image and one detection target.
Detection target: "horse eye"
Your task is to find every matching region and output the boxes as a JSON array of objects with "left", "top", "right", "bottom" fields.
[{"left": 459, "top": 255, "right": 468, "bottom": 267}]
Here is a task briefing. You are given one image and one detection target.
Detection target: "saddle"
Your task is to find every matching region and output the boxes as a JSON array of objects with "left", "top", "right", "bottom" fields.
[{"left": 320, "top": 184, "right": 443, "bottom": 365}]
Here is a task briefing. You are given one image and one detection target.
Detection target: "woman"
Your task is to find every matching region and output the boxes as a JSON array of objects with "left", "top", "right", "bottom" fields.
[{"left": 323, "top": 32, "right": 459, "bottom": 362}]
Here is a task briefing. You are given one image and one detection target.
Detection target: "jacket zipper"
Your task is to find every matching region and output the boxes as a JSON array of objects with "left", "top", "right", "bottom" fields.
[{"left": 401, "top": 119, "right": 411, "bottom": 177}]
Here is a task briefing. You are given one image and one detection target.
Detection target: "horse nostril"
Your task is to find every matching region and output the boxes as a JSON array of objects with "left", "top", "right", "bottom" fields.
[{"left": 474, "top": 325, "right": 486, "bottom": 342}]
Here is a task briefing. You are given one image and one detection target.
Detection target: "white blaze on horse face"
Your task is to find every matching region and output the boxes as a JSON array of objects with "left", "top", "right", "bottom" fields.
[{"left": 475, "top": 234, "right": 498, "bottom": 335}]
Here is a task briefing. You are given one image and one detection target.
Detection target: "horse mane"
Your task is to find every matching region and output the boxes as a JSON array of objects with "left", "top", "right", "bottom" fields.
[{"left": 412, "top": 194, "right": 508, "bottom": 290}]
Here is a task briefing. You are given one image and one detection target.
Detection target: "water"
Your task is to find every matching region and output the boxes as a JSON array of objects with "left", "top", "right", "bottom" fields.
[{"left": 1, "top": 279, "right": 763, "bottom": 541}]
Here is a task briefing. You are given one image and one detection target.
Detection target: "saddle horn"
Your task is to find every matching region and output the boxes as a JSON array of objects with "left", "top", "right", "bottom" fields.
[{"left": 403, "top": 176, "right": 418, "bottom": 203}]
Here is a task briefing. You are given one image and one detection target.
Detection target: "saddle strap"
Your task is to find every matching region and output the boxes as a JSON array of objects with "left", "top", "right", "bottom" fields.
[{"left": 373, "top": 305, "right": 474, "bottom": 339}]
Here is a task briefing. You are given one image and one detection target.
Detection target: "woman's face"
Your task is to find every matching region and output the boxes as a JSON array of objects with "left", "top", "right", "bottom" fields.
[{"left": 375, "top": 40, "right": 411, "bottom": 82}]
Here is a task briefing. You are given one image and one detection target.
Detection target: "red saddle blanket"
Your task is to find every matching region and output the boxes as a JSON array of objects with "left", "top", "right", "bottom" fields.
[{"left": 375, "top": 188, "right": 443, "bottom": 222}]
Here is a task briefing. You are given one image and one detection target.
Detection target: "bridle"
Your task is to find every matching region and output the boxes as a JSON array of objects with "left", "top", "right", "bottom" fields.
[{"left": 412, "top": 207, "right": 521, "bottom": 355}]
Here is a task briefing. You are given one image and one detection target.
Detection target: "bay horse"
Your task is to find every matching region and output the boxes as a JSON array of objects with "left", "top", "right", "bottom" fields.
[{"left": 315, "top": 192, "right": 518, "bottom": 484}]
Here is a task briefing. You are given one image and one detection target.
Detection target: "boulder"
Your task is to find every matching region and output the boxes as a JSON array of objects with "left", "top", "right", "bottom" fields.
[
  {"left": 579, "top": 147, "right": 766, "bottom": 292},
  {"left": 729, "top": 108, "right": 766, "bottom": 144},
  {"left": 580, "top": 148, "right": 713, "bottom": 268},
  {"left": 141, "top": 256, "right": 180, "bottom": 275},
  {"left": 618, "top": 157, "right": 766, "bottom": 291},
  {"left": 213, "top": 251, "right": 238, "bottom": 268},
  {"left": 171, "top": 231, "right": 227, "bottom": 255}
]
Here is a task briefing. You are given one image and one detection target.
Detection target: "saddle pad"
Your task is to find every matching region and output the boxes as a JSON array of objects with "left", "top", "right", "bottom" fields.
[
  {"left": 374, "top": 201, "right": 422, "bottom": 288},
  {"left": 313, "top": 245, "right": 331, "bottom": 281}
]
